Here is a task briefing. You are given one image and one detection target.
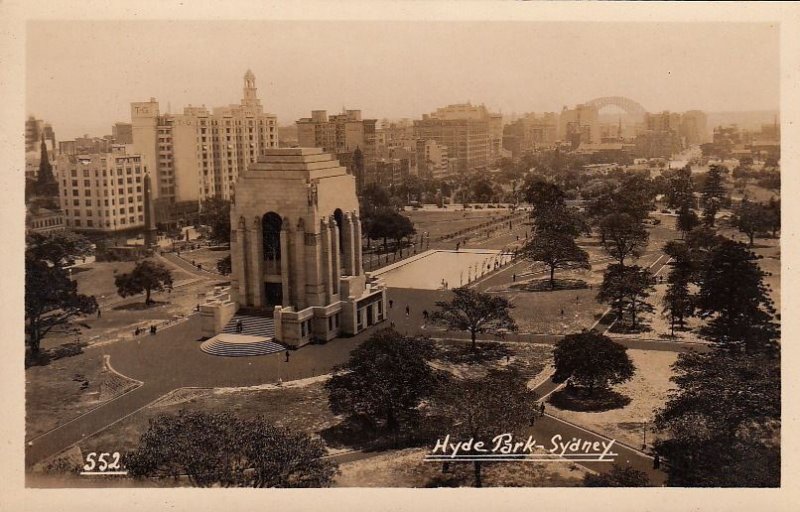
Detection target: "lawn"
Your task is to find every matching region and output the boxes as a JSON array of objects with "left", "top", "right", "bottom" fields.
[
  {"left": 76, "top": 378, "right": 339, "bottom": 457},
  {"left": 403, "top": 208, "right": 515, "bottom": 242},
  {"left": 546, "top": 349, "right": 678, "bottom": 449},
  {"left": 334, "top": 447, "right": 588, "bottom": 487},
  {"left": 26, "top": 352, "right": 140, "bottom": 441}
]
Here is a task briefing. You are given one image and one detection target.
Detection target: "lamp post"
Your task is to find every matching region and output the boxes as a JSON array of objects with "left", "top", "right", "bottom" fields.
[{"left": 642, "top": 418, "right": 648, "bottom": 450}]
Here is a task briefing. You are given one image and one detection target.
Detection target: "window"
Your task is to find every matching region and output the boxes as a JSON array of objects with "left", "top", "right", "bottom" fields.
[
  {"left": 71, "top": 180, "right": 78, "bottom": 187},
  {"left": 71, "top": 169, "right": 77, "bottom": 177},
  {"left": 72, "top": 199, "right": 79, "bottom": 206},
  {"left": 84, "top": 180, "right": 91, "bottom": 187},
  {"left": 85, "top": 199, "right": 91, "bottom": 206}
]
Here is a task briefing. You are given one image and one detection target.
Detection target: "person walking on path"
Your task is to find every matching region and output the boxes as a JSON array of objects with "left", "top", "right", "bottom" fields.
[
  {"left": 236, "top": 319, "right": 243, "bottom": 333},
  {"left": 285, "top": 350, "right": 290, "bottom": 363},
  {"left": 653, "top": 453, "right": 661, "bottom": 469},
  {"left": 389, "top": 299, "right": 394, "bottom": 309},
  {"left": 539, "top": 402, "right": 546, "bottom": 417},
  {"left": 423, "top": 310, "right": 429, "bottom": 321},
  {"left": 405, "top": 305, "right": 410, "bottom": 316}
]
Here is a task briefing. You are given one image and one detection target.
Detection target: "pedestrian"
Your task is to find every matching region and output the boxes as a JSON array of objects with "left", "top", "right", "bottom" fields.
[
  {"left": 285, "top": 350, "right": 290, "bottom": 363},
  {"left": 653, "top": 453, "right": 661, "bottom": 470},
  {"left": 196, "top": 304, "right": 200, "bottom": 312},
  {"left": 236, "top": 319, "right": 243, "bottom": 333},
  {"left": 560, "top": 308, "right": 564, "bottom": 316},
  {"left": 390, "top": 320, "right": 395, "bottom": 329},
  {"left": 389, "top": 299, "right": 394, "bottom": 309},
  {"left": 97, "top": 309, "right": 101, "bottom": 318},
  {"left": 540, "top": 402, "right": 546, "bottom": 417},
  {"left": 134, "top": 327, "right": 140, "bottom": 336},
  {"left": 512, "top": 273, "right": 516, "bottom": 282},
  {"left": 405, "top": 305, "right": 410, "bottom": 316},
  {"left": 423, "top": 310, "right": 429, "bottom": 320}
]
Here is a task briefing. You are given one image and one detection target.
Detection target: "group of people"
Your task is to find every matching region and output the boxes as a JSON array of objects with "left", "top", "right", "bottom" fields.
[{"left": 134, "top": 324, "right": 158, "bottom": 336}]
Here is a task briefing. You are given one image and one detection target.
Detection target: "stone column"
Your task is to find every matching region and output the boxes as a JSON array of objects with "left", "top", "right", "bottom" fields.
[
  {"left": 304, "top": 230, "right": 324, "bottom": 307},
  {"left": 249, "top": 216, "right": 264, "bottom": 307},
  {"left": 294, "top": 218, "right": 307, "bottom": 310},
  {"left": 320, "top": 217, "right": 334, "bottom": 303},
  {"left": 331, "top": 219, "right": 341, "bottom": 296},
  {"left": 353, "top": 212, "right": 363, "bottom": 276},
  {"left": 280, "top": 217, "right": 291, "bottom": 307},
  {"left": 235, "top": 216, "right": 248, "bottom": 305},
  {"left": 342, "top": 212, "right": 356, "bottom": 276}
]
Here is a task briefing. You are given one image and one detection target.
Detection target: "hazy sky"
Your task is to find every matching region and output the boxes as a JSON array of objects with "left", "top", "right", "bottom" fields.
[{"left": 27, "top": 20, "right": 779, "bottom": 140}]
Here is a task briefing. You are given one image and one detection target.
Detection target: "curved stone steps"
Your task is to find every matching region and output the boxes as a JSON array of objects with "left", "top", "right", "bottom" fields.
[{"left": 200, "top": 336, "right": 285, "bottom": 357}]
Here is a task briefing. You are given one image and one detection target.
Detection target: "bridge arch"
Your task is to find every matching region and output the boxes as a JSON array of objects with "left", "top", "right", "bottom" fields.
[{"left": 585, "top": 96, "right": 647, "bottom": 120}]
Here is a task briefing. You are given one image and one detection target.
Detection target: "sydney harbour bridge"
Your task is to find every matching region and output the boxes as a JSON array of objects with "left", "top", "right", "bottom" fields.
[{"left": 584, "top": 96, "right": 648, "bottom": 121}]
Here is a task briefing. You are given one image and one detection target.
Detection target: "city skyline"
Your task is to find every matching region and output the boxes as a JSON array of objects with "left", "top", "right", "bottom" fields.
[{"left": 27, "top": 20, "right": 779, "bottom": 140}]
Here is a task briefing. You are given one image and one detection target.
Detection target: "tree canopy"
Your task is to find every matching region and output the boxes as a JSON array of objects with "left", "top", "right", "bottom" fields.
[
  {"left": 694, "top": 239, "right": 778, "bottom": 353},
  {"left": 430, "top": 368, "right": 539, "bottom": 487},
  {"left": 599, "top": 213, "right": 649, "bottom": 266},
  {"left": 597, "top": 263, "right": 655, "bottom": 330},
  {"left": 552, "top": 332, "right": 636, "bottom": 394},
  {"left": 126, "top": 410, "right": 337, "bottom": 487},
  {"left": 362, "top": 208, "right": 416, "bottom": 250},
  {"left": 522, "top": 230, "right": 589, "bottom": 289},
  {"left": 325, "top": 329, "right": 440, "bottom": 436},
  {"left": 114, "top": 259, "right": 173, "bottom": 305},
  {"left": 583, "top": 464, "right": 650, "bottom": 487},
  {"left": 431, "top": 287, "right": 517, "bottom": 351},
  {"left": 201, "top": 197, "right": 232, "bottom": 244}
]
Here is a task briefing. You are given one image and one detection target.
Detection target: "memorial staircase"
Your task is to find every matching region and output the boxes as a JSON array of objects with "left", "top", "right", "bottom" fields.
[{"left": 200, "top": 314, "right": 284, "bottom": 357}]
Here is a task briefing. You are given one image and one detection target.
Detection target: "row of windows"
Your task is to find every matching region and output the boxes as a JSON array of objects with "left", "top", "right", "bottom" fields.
[
  {"left": 68, "top": 195, "right": 141, "bottom": 207},
  {"left": 67, "top": 215, "right": 143, "bottom": 228},
  {"left": 67, "top": 166, "right": 141, "bottom": 178},
  {"left": 64, "top": 186, "right": 142, "bottom": 198}
]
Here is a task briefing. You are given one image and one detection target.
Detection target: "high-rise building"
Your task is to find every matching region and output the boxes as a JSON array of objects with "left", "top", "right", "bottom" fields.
[
  {"left": 296, "top": 109, "right": 378, "bottom": 183},
  {"left": 130, "top": 70, "right": 278, "bottom": 224},
  {"left": 55, "top": 147, "right": 146, "bottom": 232},
  {"left": 25, "top": 116, "right": 56, "bottom": 154},
  {"left": 416, "top": 139, "right": 452, "bottom": 180},
  {"left": 112, "top": 122, "right": 134, "bottom": 144},
  {"left": 634, "top": 111, "right": 684, "bottom": 158},
  {"left": 679, "top": 110, "right": 708, "bottom": 145},
  {"left": 558, "top": 104, "right": 599, "bottom": 147},
  {"left": 414, "top": 103, "right": 498, "bottom": 173},
  {"left": 502, "top": 112, "right": 558, "bottom": 158}
]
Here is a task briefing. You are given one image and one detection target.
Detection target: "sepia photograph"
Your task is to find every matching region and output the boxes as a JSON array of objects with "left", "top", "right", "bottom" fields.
[{"left": 2, "top": 1, "right": 799, "bottom": 511}]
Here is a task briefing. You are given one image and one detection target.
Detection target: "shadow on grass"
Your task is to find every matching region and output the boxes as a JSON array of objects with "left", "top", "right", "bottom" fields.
[
  {"left": 112, "top": 300, "right": 169, "bottom": 311},
  {"left": 436, "top": 342, "right": 512, "bottom": 365},
  {"left": 511, "top": 278, "right": 588, "bottom": 292},
  {"left": 320, "top": 415, "right": 435, "bottom": 453},
  {"left": 25, "top": 341, "right": 87, "bottom": 369},
  {"left": 548, "top": 386, "right": 631, "bottom": 412}
]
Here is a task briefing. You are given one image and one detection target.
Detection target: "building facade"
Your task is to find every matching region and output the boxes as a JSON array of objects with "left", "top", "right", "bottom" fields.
[
  {"left": 130, "top": 70, "right": 278, "bottom": 223},
  {"left": 25, "top": 116, "right": 56, "bottom": 154},
  {"left": 296, "top": 109, "right": 378, "bottom": 186},
  {"left": 416, "top": 139, "right": 452, "bottom": 180},
  {"left": 55, "top": 148, "right": 146, "bottom": 232},
  {"left": 559, "top": 104, "right": 600, "bottom": 147},
  {"left": 229, "top": 148, "right": 387, "bottom": 347},
  {"left": 26, "top": 207, "right": 65, "bottom": 234}
]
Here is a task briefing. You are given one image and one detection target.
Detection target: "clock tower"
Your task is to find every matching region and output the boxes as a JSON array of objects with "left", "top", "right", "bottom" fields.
[{"left": 242, "top": 69, "right": 261, "bottom": 108}]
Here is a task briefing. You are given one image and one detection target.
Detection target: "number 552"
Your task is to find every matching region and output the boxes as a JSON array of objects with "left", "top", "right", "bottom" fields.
[{"left": 83, "top": 452, "right": 121, "bottom": 472}]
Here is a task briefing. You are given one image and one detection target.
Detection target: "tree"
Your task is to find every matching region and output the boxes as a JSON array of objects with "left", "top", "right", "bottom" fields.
[
  {"left": 661, "top": 242, "right": 696, "bottom": 336},
  {"left": 363, "top": 208, "right": 415, "bottom": 251},
  {"left": 201, "top": 197, "right": 231, "bottom": 244},
  {"left": 326, "top": 329, "right": 440, "bottom": 439},
  {"left": 114, "top": 259, "right": 173, "bottom": 305},
  {"left": 27, "top": 231, "right": 93, "bottom": 269},
  {"left": 552, "top": 332, "right": 635, "bottom": 395},
  {"left": 694, "top": 239, "right": 778, "bottom": 353},
  {"left": 583, "top": 464, "right": 650, "bottom": 487},
  {"left": 654, "top": 348, "right": 780, "bottom": 486},
  {"left": 522, "top": 231, "right": 589, "bottom": 289},
  {"left": 666, "top": 166, "right": 695, "bottom": 210},
  {"left": 126, "top": 411, "right": 337, "bottom": 487},
  {"left": 217, "top": 254, "right": 232, "bottom": 275},
  {"left": 25, "top": 255, "right": 98, "bottom": 355},
  {"left": 471, "top": 178, "right": 494, "bottom": 203},
  {"left": 599, "top": 213, "right": 649, "bottom": 266},
  {"left": 597, "top": 264, "right": 655, "bottom": 330},
  {"left": 675, "top": 203, "right": 700, "bottom": 236},
  {"left": 430, "top": 287, "right": 517, "bottom": 351},
  {"left": 732, "top": 199, "right": 771, "bottom": 247},
  {"left": 700, "top": 165, "right": 727, "bottom": 227},
  {"left": 766, "top": 197, "right": 780, "bottom": 237},
  {"left": 430, "top": 368, "right": 538, "bottom": 487},
  {"left": 359, "top": 183, "right": 390, "bottom": 215},
  {"left": 523, "top": 178, "right": 566, "bottom": 218}
]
